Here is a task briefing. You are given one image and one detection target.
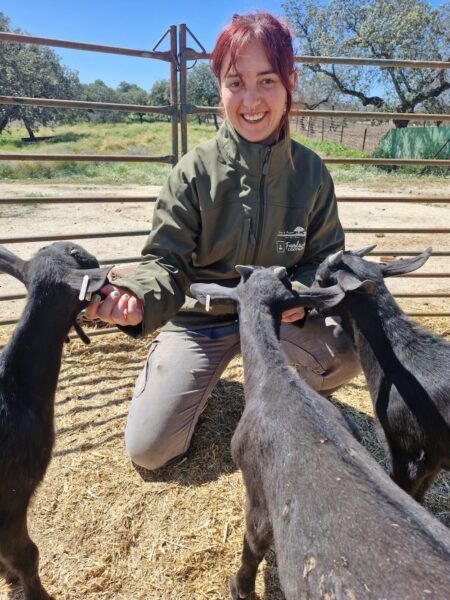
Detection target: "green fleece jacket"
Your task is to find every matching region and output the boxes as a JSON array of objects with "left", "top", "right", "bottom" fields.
[{"left": 116, "top": 121, "right": 344, "bottom": 336}]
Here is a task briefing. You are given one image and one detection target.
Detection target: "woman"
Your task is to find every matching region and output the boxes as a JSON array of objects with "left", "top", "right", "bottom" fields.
[{"left": 86, "top": 12, "right": 360, "bottom": 470}]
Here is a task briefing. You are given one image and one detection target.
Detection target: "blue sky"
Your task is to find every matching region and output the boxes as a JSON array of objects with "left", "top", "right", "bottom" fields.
[{"left": 1, "top": 0, "right": 447, "bottom": 91}]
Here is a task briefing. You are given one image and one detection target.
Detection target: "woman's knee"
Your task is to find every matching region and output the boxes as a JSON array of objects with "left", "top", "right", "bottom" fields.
[{"left": 124, "top": 426, "right": 180, "bottom": 471}]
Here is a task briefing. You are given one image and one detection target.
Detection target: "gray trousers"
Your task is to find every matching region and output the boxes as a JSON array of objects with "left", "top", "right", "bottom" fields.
[{"left": 125, "top": 315, "right": 360, "bottom": 470}]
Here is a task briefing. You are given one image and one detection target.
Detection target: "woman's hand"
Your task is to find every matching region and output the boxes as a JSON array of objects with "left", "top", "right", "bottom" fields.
[
  {"left": 281, "top": 307, "right": 305, "bottom": 323},
  {"left": 85, "top": 284, "right": 144, "bottom": 327}
]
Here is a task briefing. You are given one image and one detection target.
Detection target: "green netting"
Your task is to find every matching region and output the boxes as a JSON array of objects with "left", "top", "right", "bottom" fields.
[{"left": 377, "top": 127, "right": 450, "bottom": 159}]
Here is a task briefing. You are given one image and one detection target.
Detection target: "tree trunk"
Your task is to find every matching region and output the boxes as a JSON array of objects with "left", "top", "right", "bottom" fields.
[
  {"left": 0, "top": 115, "right": 9, "bottom": 134},
  {"left": 213, "top": 114, "right": 219, "bottom": 131},
  {"left": 22, "top": 118, "right": 36, "bottom": 140}
]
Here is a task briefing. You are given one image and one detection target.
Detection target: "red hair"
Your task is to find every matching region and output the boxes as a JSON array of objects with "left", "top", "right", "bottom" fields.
[{"left": 211, "top": 12, "right": 295, "bottom": 145}]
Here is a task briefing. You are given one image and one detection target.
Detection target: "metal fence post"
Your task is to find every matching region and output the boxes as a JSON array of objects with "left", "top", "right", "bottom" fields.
[
  {"left": 169, "top": 25, "right": 179, "bottom": 164},
  {"left": 178, "top": 24, "right": 188, "bottom": 156}
]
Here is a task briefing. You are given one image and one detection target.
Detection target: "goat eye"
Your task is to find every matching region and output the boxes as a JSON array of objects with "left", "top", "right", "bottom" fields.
[{"left": 70, "top": 249, "right": 80, "bottom": 257}]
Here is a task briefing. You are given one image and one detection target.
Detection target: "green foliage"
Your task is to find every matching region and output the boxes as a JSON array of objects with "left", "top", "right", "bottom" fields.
[
  {"left": 148, "top": 79, "right": 171, "bottom": 121},
  {"left": 0, "top": 11, "right": 83, "bottom": 138},
  {"left": 283, "top": 0, "right": 449, "bottom": 121}
]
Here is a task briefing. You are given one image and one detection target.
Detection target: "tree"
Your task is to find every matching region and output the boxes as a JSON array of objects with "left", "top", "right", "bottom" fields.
[
  {"left": 283, "top": 0, "right": 449, "bottom": 126},
  {"left": 187, "top": 63, "right": 221, "bottom": 128},
  {"left": 148, "top": 79, "right": 171, "bottom": 121},
  {"left": 0, "top": 12, "right": 82, "bottom": 138},
  {"left": 81, "top": 79, "right": 127, "bottom": 123},
  {"left": 117, "top": 82, "right": 150, "bottom": 123}
]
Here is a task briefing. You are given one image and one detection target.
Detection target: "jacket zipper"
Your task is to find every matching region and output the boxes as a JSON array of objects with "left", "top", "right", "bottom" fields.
[{"left": 252, "top": 146, "right": 271, "bottom": 263}]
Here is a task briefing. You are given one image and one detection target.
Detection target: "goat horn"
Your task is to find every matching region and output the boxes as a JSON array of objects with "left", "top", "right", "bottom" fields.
[
  {"left": 353, "top": 244, "right": 377, "bottom": 257},
  {"left": 327, "top": 250, "right": 344, "bottom": 266}
]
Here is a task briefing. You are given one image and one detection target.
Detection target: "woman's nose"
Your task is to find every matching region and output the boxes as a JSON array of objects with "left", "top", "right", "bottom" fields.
[{"left": 242, "top": 88, "right": 261, "bottom": 110}]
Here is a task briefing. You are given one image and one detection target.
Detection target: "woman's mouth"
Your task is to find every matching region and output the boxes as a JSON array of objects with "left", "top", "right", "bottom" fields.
[{"left": 241, "top": 112, "right": 267, "bottom": 123}]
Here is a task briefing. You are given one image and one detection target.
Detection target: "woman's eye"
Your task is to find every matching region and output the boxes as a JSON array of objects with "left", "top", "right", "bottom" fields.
[
  {"left": 229, "top": 80, "right": 241, "bottom": 89},
  {"left": 261, "top": 78, "right": 275, "bottom": 85}
]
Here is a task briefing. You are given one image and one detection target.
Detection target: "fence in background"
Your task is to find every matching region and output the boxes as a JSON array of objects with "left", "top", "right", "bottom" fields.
[{"left": 0, "top": 25, "right": 449, "bottom": 333}]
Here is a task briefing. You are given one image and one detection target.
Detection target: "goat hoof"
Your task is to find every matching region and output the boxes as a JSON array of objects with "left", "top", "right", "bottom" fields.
[
  {"left": 229, "top": 575, "right": 242, "bottom": 599},
  {"left": 229, "top": 575, "right": 250, "bottom": 599}
]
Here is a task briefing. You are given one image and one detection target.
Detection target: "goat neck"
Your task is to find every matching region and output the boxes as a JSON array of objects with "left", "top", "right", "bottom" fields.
[
  {"left": 238, "top": 294, "right": 291, "bottom": 402},
  {"left": 1, "top": 276, "right": 81, "bottom": 404}
]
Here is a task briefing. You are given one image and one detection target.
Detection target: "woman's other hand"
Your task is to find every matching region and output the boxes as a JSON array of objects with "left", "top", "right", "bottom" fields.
[
  {"left": 85, "top": 284, "right": 143, "bottom": 327},
  {"left": 281, "top": 307, "right": 305, "bottom": 323}
]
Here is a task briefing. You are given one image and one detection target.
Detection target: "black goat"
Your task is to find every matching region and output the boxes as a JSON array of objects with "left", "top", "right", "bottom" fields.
[
  {"left": 191, "top": 266, "right": 450, "bottom": 600},
  {"left": 309, "top": 245, "right": 449, "bottom": 503},
  {"left": 0, "top": 242, "right": 109, "bottom": 600}
]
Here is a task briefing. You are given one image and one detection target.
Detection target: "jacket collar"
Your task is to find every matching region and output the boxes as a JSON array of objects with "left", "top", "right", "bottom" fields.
[{"left": 217, "top": 120, "right": 290, "bottom": 176}]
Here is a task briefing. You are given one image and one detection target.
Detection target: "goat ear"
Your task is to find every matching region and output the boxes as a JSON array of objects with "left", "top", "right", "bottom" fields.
[
  {"left": 65, "top": 267, "right": 111, "bottom": 294},
  {"left": 353, "top": 244, "right": 377, "bottom": 257},
  {"left": 0, "top": 245, "right": 26, "bottom": 284},
  {"left": 282, "top": 284, "right": 345, "bottom": 312},
  {"left": 190, "top": 283, "right": 238, "bottom": 306},
  {"left": 336, "top": 271, "right": 376, "bottom": 294},
  {"left": 381, "top": 247, "right": 432, "bottom": 278},
  {"left": 235, "top": 265, "right": 254, "bottom": 279},
  {"left": 273, "top": 266, "right": 287, "bottom": 280}
]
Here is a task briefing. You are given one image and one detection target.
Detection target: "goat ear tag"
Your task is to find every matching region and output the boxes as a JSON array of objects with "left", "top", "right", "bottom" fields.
[{"left": 78, "top": 275, "right": 90, "bottom": 301}]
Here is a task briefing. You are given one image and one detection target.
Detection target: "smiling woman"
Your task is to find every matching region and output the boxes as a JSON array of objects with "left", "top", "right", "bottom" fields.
[
  {"left": 211, "top": 12, "right": 296, "bottom": 145},
  {"left": 84, "top": 11, "right": 360, "bottom": 474}
]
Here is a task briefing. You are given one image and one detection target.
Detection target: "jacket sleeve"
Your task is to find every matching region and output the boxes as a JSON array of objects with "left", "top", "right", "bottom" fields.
[
  {"left": 113, "top": 161, "right": 200, "bottom": 337},
  {"left": 291, "top": 164, "right": 344, "bottom": 291}
]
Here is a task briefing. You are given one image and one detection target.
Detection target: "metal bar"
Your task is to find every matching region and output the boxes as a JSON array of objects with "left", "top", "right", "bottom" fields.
[
  {"left": 0, "top": 196, "right": 448, "bottom": 205},
  {"left": 402, "top": 273, "right": 450, "bottom": 278},
  {"left": 290, "top": 109, "right": 450, "bottom": 122},
  {"left": 345, "top": 228, "right": 450, "bottom": 233},
  {"left": 0, "top": 31, "right": 172, "bottom": 61},
  {"left": 169, "top": 25, "right": 179, "bottom": 164},
  {"left": 337, "top": 196, "right": 450, "bottom": 203},
  {"left": 186, "top": 104, "right": 449, "bottom": 122},
  {"left": 0, "top": 154, "right": 175, "bottom": 163},
  {"left": 1, "top": 154, "right": 446, "bottom": 167},
  {"left": 183, "top": 49, "right": 449, "bottom": 69},
  {"left": 394, "top": 293, "right": 450, "bottom": 298},
  {"left": 323, "top": 158, "right": 449, "bottom": 166},
  {"left": 0, "top": 197, "right": 156, "bottom": 204},
  {"left": 0, "top": 197, "right": 157, "bottom": 204},
  {"left": 369, "top": 250, "right": 449, "bottom": 256},
  {"left": 98, "top": 256, "right": 141, "bottom": 265},
  {"left": 179, "top": 24, "right": 188, "bottom": 156},
  {"left": 0, "top": 231, "right": 150, "bottom": 244},
  {"left": 0, "top": 95, "right": 173, "bottom": 116}
]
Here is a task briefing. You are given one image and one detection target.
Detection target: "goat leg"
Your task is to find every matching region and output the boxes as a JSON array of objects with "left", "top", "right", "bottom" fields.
[
  {"left": 390, "top": 450, "right": 431, "bottom": 503},
  {"left": 230, "top": 526, "right": 272, "bottom": 599},
  {"left": 0, "top": 521, "right": 52, "bottom": 600}
]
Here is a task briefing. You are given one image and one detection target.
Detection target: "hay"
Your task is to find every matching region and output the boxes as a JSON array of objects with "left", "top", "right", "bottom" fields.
[{"left": 0, "top": 317, "right": 448, "bottom": 599}]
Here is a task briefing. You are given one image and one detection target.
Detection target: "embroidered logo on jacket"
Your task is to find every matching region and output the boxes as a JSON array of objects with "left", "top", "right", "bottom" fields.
[{"left": 276, "top": 226, "right": 306, "bottom": 253}]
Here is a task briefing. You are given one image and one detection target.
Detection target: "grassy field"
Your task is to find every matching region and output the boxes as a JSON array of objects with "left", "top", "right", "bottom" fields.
[{"left": 0, "top": 120, "right": 447, "bottom": 185}]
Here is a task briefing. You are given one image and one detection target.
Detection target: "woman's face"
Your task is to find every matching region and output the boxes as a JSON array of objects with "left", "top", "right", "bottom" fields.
[{"left": 219, "top": 39, "right": 294, "bottom": 143}]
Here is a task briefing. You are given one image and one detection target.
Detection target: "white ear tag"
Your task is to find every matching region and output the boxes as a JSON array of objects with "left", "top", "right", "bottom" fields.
[
  {"left": 79, "top": 275, "right": 90, "bottom": 301},
  {"left": 205, "top": 294, "right": 211, "bottom": 312}
]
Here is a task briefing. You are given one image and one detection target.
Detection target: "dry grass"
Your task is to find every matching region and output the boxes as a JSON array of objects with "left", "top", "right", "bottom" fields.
[{"left": 0, "top": 317, "right": 448, "bottom": 600}]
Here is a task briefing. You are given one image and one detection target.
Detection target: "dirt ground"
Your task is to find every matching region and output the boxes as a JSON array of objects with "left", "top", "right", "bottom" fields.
[{"left": 0, "top": 181, "right": 449, "bottom": 599}]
